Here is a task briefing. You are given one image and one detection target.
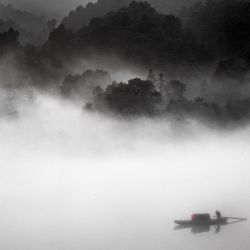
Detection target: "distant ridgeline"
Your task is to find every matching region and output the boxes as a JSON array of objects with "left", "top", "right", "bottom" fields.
[
  {"left": 61, "top": 0, "right": 200, "bottom": 32},
  {"left": 0, "top": 3, "right": 45, "bottom": 33},
  {"left": 59, "top": 0, "right": 250, "bottom": 59},
  {"left": 0, "top": 1, "right": 250, "bottom": 123},
  {"left": 62, "top": 0, "right": 133, "bottom": 32},
  {"left": 180, "top": 0, "right": 250, "bottom": 58},
  {"left": 48, "top": 2, "right": 212, "bottom": 69},
  {"left": 0, "top": 28, "right": 19, "bottom": 53},
  {"left": 0, "top": 19, "right": 44, "bottom": 45},
  {"left": 0, "top": 3, "right": 55, "bottom": 44},
  {"left": 1, "top": 0, "right": 249, "bottom": 69},
  {"left": 0, "top": 0, "right": 249, "bottom": 81},
  {"left": 47, "top": 0, "right": 250, "bottom": 77}
]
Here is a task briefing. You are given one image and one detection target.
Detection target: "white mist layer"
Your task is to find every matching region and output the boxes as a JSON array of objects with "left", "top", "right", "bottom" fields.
[{"left": 0, "top": 94, "right": 250, "bottom": 250}]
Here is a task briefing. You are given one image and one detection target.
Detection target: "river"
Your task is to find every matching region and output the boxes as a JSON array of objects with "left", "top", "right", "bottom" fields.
[{"left": 0, "top": 96, "right": 249, "bottom": 250}]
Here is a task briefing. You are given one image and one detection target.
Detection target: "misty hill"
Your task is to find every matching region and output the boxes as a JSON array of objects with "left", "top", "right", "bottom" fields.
[
  {"left": 0, "top": 28, "right": 20, "bottom": 60},
  {"left": 0, "top": 19, "right": 47, "bottom": 45},
  {"left": 0, "top": 4, "right": 61, "bottom": 44},
  {"left": 0, "top": 27, "right": 19, "bottom": 49},
  {"left": 178, "top": 0, "right": 250, "bottom": 83},
  {"left": 89, "top": 74, "right": 250, "bottom": 124},
  {"left": 62, "top": 0, "right": 131, "bottom": 32},
  {"left": 0, "top": 19, "right": 22, "bottom": 33},
  {"left": 181, "top": 0, "right": 250, "bottom": 58},
  {"left": 48, "top": 2, "right": 210, "bottom": 68},
  {"left": 0, "top": 3, "right": 45, "bottom": 33},
  {"left": 90, "top": 76, "right": 224, "bottom": 122},
  {"left": 61, "top": 69, "right": 112, "bottom": 101},
  {"left": 61, "top": 0, "right": 200, "bottom": 32}
]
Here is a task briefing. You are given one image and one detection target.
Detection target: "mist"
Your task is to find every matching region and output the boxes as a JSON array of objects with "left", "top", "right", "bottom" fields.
[
  {"left": 0, "top": 91, "right": 250, "bottom": 250},
  {"left": 1, "top": 0, "right": 250, "bottom": 249},
  {"left": 0, "top": 0, "right": 199, "bottom": 21},
  {"left": 0, "top": 0, "right": 94, "bottom": 18}
]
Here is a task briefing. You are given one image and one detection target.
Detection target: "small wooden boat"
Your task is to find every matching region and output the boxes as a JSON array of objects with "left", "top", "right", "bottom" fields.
[
  {"left": 175, "top": 217, "right": 228, "bottom": 226},
  {"left": 174, "top": 215, "right": 247, "bottom": 233}
]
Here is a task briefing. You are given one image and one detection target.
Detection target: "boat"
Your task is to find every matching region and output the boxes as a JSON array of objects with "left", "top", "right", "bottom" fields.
[
  {"left": 175, "top": 217, "right": 228, "bottom": 226},
  {"left": 174, "top": 214, "right": 247, "bottom": 233}
]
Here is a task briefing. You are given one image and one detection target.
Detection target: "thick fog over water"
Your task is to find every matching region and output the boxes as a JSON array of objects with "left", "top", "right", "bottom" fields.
[
  {"left": 1, "top": 0, "right": 250, "bottom": 249},
  {"left": 0, "top": 94, "right": 249, "bottom": 250}
]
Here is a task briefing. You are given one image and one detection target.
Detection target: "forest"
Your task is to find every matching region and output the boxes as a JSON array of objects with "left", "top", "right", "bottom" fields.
[{"left": 1, "top": 0, "right": 250, "bottom": 125}]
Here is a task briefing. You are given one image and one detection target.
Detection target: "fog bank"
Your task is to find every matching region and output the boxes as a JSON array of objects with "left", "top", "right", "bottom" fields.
[
  {"left": 0, "top": 93, "right": 249, "bottom": 250},
  {"left": 0, "top": 0, "right": 93, "bottom": 18}
]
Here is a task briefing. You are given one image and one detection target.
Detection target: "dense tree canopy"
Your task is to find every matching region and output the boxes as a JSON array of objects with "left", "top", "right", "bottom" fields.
[
  {"left": 182, "top": 0, "right": 250, "bottom": 58},
  {"left": 0, "top": 3, "right": 45, "bottom": 33},
  {"left": 1, "top": 0, "right": 250, "bottom": 123},
  {"left": 61, "top": 0, "right": 200, "bottom": 32},
  {"left": 48, "top": 2, "right": 211, "bottom": 67},
  {"left": 103, "top": 78, "right": 161, "bottom": 115},
  {"left": 0, "top": 28, "right": 19, "bottom": 48},
  {"left": 61, "top": 69, "right": 112, "bottom": 100}
]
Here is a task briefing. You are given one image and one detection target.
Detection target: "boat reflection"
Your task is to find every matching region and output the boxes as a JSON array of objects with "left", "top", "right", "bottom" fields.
[{"left": 174, "top": 218, "right": 247, "bottom": 234}]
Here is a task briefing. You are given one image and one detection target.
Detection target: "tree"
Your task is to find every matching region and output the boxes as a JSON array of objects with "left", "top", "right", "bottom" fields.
[
  {"left": 47, "top": 19, "right": 57, "bottom": 32},
  {"left": 104, "top": 78, "right": 161, "bottom": 115},
  {"left": 0, "top": 28, "right": 19, "bottom": 48},
  {"left": 48, "top": 1, "right": 211, "bottom": 67},
  {"left": 167, "top": 80, "right": 186, "bottom": 100},
  {"left": 182, "top": 0, "right": 250, "bottom": 58}
]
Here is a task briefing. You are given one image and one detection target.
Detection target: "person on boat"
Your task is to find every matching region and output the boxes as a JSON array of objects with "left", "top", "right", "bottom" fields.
[{"left": 215, "top": 210, "right": 221, "bottom": 219}]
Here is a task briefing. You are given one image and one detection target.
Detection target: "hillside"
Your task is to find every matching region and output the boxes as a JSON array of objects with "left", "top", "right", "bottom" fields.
[
  {"left": 0, "top": 3, "right": 45, "bottom": 33},
  {"left": 49, "top": 2, "right": 210, "bottom": 67},
  {"left": 61, "top": 0, "right": 200, "bottom": 32}
]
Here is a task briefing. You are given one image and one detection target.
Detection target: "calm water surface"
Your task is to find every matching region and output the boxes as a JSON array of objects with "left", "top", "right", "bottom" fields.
[{"left": 0, "top": 100, "right": 249, "bottom": 250}]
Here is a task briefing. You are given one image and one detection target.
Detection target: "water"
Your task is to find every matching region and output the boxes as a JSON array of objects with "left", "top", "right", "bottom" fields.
[{"left": 0, "top": 96, "right": 249, "bottom": 250}]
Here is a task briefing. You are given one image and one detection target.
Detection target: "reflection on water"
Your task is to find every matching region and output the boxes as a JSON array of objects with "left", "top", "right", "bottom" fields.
[{"left": 175, "top": 218, "right": 247, "bottom": 234}]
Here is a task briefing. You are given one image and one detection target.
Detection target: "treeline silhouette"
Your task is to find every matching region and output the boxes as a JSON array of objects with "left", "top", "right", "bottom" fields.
[
  {"left": 0, "top": 3, "right": 58, "bottom": 44},
  {"left": 62, "top": 0, "right": 132, "bottom": 32},
  {"left": 48, "top": 0, "right": 250, "bottom": 73},
  {"left": 61, "top": 69, "right": 112, "bottom": 101},
  {"left": 0, "top": 18, "right": 46, "bottom": 45},
  {"left": 1, "top": 0, "right": 250, "bottom": 124},
  {"left": 180, "top": 0, "right": 250, "bottom": 82},
  {"left": 61, "top": 0, "right": 199, "bottom": 32},
  {"left": 2, "top": 0, "right": 249, "bottom": 72},
  {"left": 89, "top": 76, "right": 250, "bottom": 124},
  {"left": 0, "top": 3, "right": 45, "bottom": 33},
  {"left": 181, "top": 0, "right": 250, "bottom": 58},
  {"left": 49, "top": 2, "right": 211, "bottom": 68},
  {"left": 0, "top": 28, "right": 19, "bottom": 54}
]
